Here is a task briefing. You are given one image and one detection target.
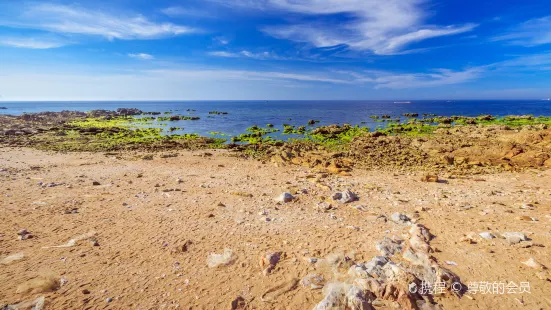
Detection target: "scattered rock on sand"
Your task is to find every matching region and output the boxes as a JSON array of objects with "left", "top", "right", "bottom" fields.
[
  {"left": 301, "top": 274, "right": 325, "bottom": 290},
  {"left": 1, "top": 296, "right": 45, "bottom": 310},
  {"left": 522, "top": 257, "right": 547, "bottom": 270},
  {"left": 17, "top": 229, "right": 32, "bottom": 240},
  {"left": 520, "top": 203, "right": 535, "bottom": 210},
  {"left": 517, "top": 215, "right": 537, "bottom": 222},
  {"left": 479, "top": 232, "right": 495, "bottom": 240},
  {"left": 375, "top": 237, "right": 403, "bottom": 256},
  {"left": 207, "top": 248, "right": 236, "bottom": 268},
  {"left": 259, "top": 252, "right": 282, "bottom": 275},
  {"left": 502, "top": 232, "right": 529, "bottom": 245},
  {"left": 172, "top": 240, "right": 193, "bottom": 254},
  {"left": 390, "top": 212, "right": 411, "bottom": 225},
  {"left": 332, "top": 189, "right": 358, "bottom": 203},
  {"left": 230, "top": 296, "right": 246, "bottom": 310},
  {"left": 421, "top": 174, "right": 439, "bottom": 182},
  {"left": 278, "top": 192, "right": 295, "bottom": 203},
  {"left": 1, "top": 252, "right": 25, "bottom": 265}
]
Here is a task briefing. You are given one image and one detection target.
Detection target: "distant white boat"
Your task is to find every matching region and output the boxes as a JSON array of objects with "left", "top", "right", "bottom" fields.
[{"left": 393, "top": 101, "right": 411, "bottom": 104}]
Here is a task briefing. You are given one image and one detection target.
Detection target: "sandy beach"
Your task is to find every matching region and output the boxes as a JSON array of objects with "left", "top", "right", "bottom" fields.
[{"left": 1, "top": 145, "right": 550, "bottom": 309}]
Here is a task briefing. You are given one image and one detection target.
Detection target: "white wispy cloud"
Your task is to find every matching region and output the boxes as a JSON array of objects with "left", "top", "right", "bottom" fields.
[
  {"left": 213, "top": 37, "right": 229, "bottom": 45},
  {"left": 148, "top": 66, "right": 482, "bottom": 89},
  {"left": 208, "top": 51, "right": 239, "bottom": 57},
  {"left": 149, "top": 68, "right": 352, "bottom": 84},
  {"left": 0, "top": 36, "right": 69, "bottom": 49},
  {"left": 1, "top": 3, "right": 197, "bottom": 40},
  {"left": 493, "top": 16, "right": 551, "bottom": 46},
  {"left": 128, "top": 53, "right": 155, "bottom": 60},
  {"left": 368, "top": 68, "right": 482, "bottom": 89},
  {"left": 216, "top": 0, "right": 477, "bottom": 55},
  {"left": 208, "top": 50, "right": 284, "bottom": 60},
  {"left": 161, "top": 6, "right": 215, "bottom": 18}
]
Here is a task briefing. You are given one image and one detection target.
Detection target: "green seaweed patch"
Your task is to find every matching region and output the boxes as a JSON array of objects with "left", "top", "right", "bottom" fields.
[
  {"left": 69, "top": 116, "right": 154, "bottom": 129},
  {"left": 231, "top": 133, "right": 280, "bottom": 144},
  {"left": 307, "top": 124, "right": 370, "bottom": 147},
  {"left": 378, "top": 123, "right": 436, "bottom": 136},
  {"left": 246, "top": 125, "right": 280, "bottom": 134},
  {"left": 281, "top": 124, "right": 307, "bottom": 135}
]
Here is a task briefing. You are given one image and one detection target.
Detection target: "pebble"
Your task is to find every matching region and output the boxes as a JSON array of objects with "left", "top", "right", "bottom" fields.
[
  {"left": 332, "top": 189, "right": 358, "bottom": 203},
  {"left": 520, "top": 203, "right": 535, "bottom": 210},
  {"left": 301, "top": 273, "right": 325, "bottom": 289},
  {"left": 479, "top": 232, "right": 495, "bottom": 240},
  {"left": 17, "top": 229, "right": 32, "bottom": 240},
  {"left": 0, "top": 252, "right": 24, "bottom": 265},
  {"left": 106, "top": 298, "right": 113, "bottom": 303},
  {"left": 522, "top": 257, "right": 546, "bottom": 270},
  {"left": 278, "top": 192, "right": 295, "bottom": 203},
  {"left": 390, "top": 213, "right": 411, "bottom": 225},
  {"left": 502, "top": 232, "right": 529, "bottom": 245}
]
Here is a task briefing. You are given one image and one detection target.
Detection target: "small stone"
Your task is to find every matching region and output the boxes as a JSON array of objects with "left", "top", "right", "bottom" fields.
[
  {"left": 230, "top": 296, "right": 246, "bottom": 310},
  {"left": 17, "top": 229, "right": 32, "bottom": 240},
  {"left": 172, "top": 240, "right": 193, "bottom": 254},
  {"left": 92, "top": 181, "right": 101, "bottom": 186},
  {"left": 106, "top": 298, "right": 113, "bottom": 303},
  {"left": 376, "top": 237, "right": 403, "bottom": 257},
  {"left": 502, "top": 232, "right": 529, "bottom": 245},
  {"left": 520, "top": 203, "right": 535, "bottom": 210},
  {"left": 305, "top": 257, "right": 318, "bottom": 264},
  {"left": 1, "top": 252, "right": 25, "bottom": 265},
  {"left": 460, "top": 232, "right": 477, "bottom": 244},
  {"left": 522, "top": 257, "right": 546, "bottom": 270},
  {"left": 82, "top": 289, "right": 91, "bottom": 294},
  {"left": 421, "top": 175, "right": 439, "bottom": 182},
  {"left": 207, "top": 248, "right": 236, "bottom": 268},
  {"left": 301, "top": 273, "right": 325, "bottom": 290},
  {"left": 278, "top": 192, "right": 295, "bottom": 203},
  {"left": 517, "top": 215, "right": 537, "bottom": 222},
  {"left": 332, "top": 189, "right": 358, "bottom": 203},
  {"left": 479, "top": 232, "right": 495, "bottom": 240},
  {"left": 390, "top": 212, "right": 411, "bottom": 225}
]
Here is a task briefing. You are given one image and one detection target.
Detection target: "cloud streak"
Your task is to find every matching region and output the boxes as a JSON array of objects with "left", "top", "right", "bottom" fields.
[
  {"left": 1, "top": 3, "right": 197, "bottom": 40},
  {"left": 208, "top": 50, "right": 285, "bottom": 60},
  {"left": 128, "top": 53, "right": 155, "bottom": 60},
  {"left": 218, "top": 0, "right": 477, "bottom": 55},
  {"left": 0, "top": 36, "right": 69, "bottom": 49},
  {"left": 493, "top": 16, "right": 551, "bottom": 46}
]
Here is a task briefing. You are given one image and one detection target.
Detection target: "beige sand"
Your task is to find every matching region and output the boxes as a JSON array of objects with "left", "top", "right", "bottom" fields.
[{"left": 0, "top": 147, "right": 550, "bottom": 309}]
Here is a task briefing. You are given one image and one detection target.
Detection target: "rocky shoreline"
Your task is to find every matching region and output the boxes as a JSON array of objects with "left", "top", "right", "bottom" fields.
[{"left": 1, "top": 109, "right": 551, "bottom": 175}]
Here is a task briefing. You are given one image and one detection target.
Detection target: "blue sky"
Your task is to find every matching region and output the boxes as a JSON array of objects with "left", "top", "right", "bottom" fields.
[{"left": 0, "top": 0, "right": 550, "bottom": 100}]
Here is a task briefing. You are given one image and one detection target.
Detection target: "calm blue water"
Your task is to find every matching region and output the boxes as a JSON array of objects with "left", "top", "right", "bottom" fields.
[{"left": 1, "top": 100, "right": 550, "bottom": 137}]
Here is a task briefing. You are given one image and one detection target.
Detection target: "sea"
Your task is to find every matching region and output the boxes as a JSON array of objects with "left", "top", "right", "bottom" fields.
[{"left": 1, "top": 100, "right": 550, "bottom": 138}]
